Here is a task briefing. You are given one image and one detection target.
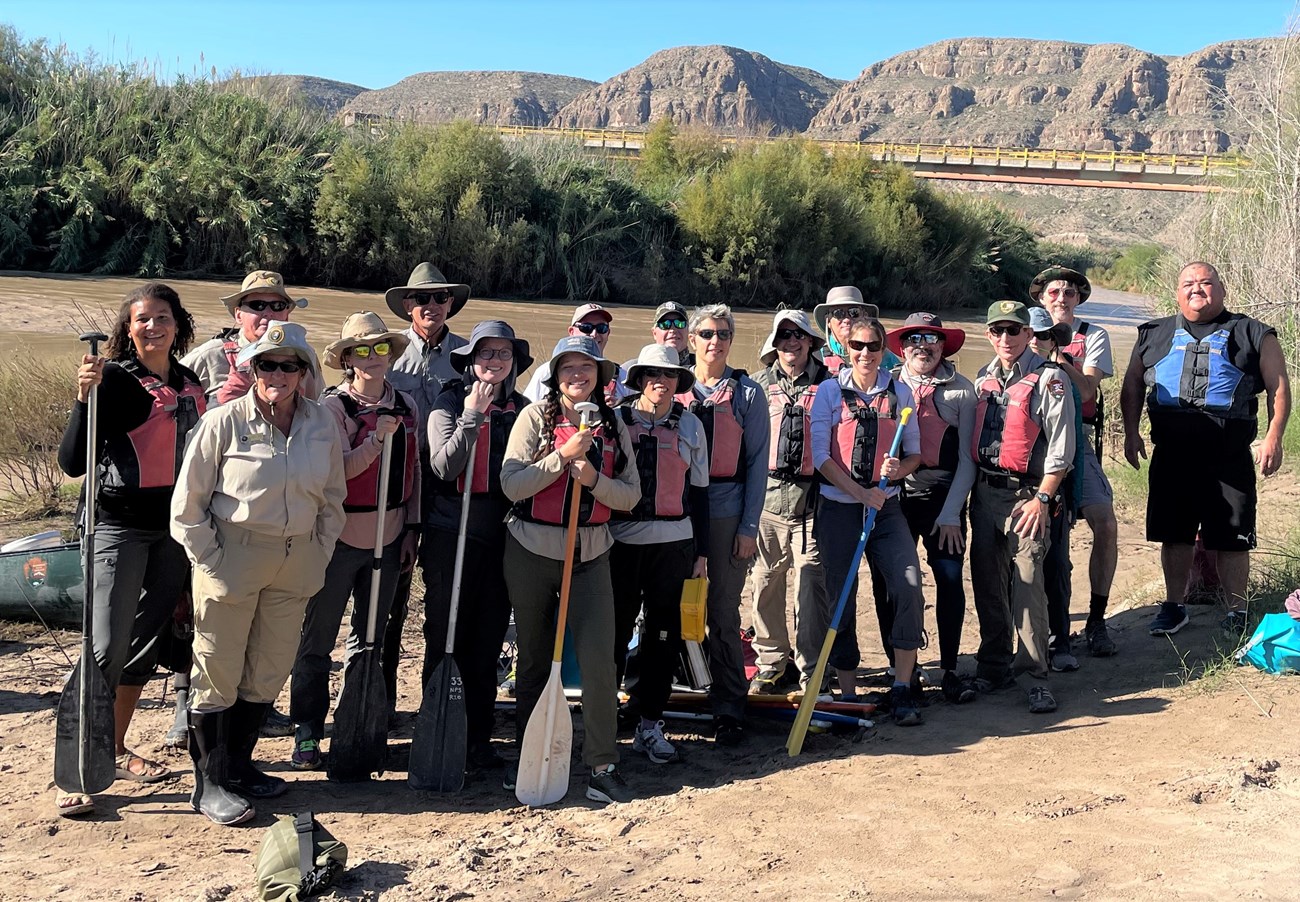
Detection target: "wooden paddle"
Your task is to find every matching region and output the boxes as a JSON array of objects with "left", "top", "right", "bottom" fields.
[
  {"left": 54, "top": 331, "right": 116, "bottom": 795},
  {"left": 327, "top": 418, "right": 395, "bottom": 781},
  {"left": 515, "top": 400, "right": 599, "bottom": 807},
  {"left": 787, "top": 407, "right": 912, "bottom": 757},
  {"left": 409, "top": 428, "right": 477, "bottom": 792}
]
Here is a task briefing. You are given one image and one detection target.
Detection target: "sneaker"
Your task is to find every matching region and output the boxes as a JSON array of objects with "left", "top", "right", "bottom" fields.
[
  {"left": 467, "top": 744, "right": 505, "bottom": 772},
  {"left": 259, "top": 707, "right": 294, "bottom": 738},
  {"left": 1221, "top": 610, "right": 1250, "bottom": 640},
  {"left": 502, "top": 765, "right": 517, "bottom": 792},
  {"left": 632, "top": 720, "right": 678, "bottom": 764},
  {"left": 941, "top": 670, "right": 976, "bottom": 704},
  {"left": 713, "top": 715, "right": 745, "bottom": 747},
  {"left": 1050, "top": 650, "right": 1080, "bottom": 673},
  {"left": 1085, "top": 620, "right": 1118, "bottom": 657},
  {"left": 1149, "top": 602, "right": 1189, "bottom": 636},
  {"left": 586, "top": 765, "right": 634, "bottom": 804},
  {"left": 889, "top": 685, "right": 923, "bottom": 726},
  {"left": 748, "top": 667, "right": 787, "bottom": 695},
  {"left": 289, "top": 739, "right": 322, "bottom": 771},
  {"left": 1028, "top": 685, "right": 1058, "bottom": 714},
  {"left": 971, "top": 672, "right": 1014, "bottom": 694}
]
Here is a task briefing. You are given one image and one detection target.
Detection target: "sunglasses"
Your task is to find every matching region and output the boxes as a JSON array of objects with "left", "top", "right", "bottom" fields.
[
  {"left": 349, "top": 342, "right": 392, "bottom": 359},
  {"left": 694, "top": 328, "right": 733, "bottom": 341},
  {"left": 656, "top": 317, "right": 688, "bottom": 330},
  {"left": 574, "top": 321, "right": 611, "bottom": 335},
  {"left": 639, "top": 367, "right": 678, "bottom": 381},
  {"left": 903, "top": 333, "right": 944, "bottom": 347},
  {"left": 406, "top": 290, "right": 453, "bottom": 306},
  {"left": 474, "top": 346, "right": 514, "bottom": 361},
  {"left": 775, "top": 328, "right": 809, "bottom": 342},
  {"left": 847, "top": 338, "right": 884, "bottom": 353},
  {"left": 828, "top": 307, "right": 867, "bottom": 321},
  {"left": 989, "top": 324, "right": 1025, "bottom": 337},
  {"left": 1044, "top": 287, "right": 1080, "bottom": 299},
  {"left": 242, "top": 300, "right": 293, "bottom": 313},
  {"left": 254, "top": 358, "right": 304, "bottom": 374}
]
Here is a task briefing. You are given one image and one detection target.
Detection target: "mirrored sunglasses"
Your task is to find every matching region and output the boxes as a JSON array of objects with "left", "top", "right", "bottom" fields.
[
  {"left": 656, "top": 317, "right": 688, "bottom": 330},
  {"left": 828, "top": 306, "right": 866, "bottom": 321},
  {"left": 242, "top": 299, "right": 292, "bottom": 313},
  {"left": 254, "top": 358, "right": 304, "bottom": 374},
  {"left": 846, "top": 338, "right": 883, "bottom": 353},
  {"left": 349, "top": 342, "right": 392, "bottom": 359},
  {"left": 574, "top": 321, "right": 611, "bottom": 335},
  {"left": 694, "top": 328, "right": 733, "bottom": 341},
  {"left": 903, "top": 332, "right": 944, "bottom": 347}
]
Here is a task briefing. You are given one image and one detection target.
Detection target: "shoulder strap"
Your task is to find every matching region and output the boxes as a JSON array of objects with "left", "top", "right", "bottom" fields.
[
  {"left": 294, "top": 811, "right": 316, "bottom": 880},
  {"left": 1078, "top": 321, "right": 1090, "bottom": 336},
  {"left": 325, "top": 387, "right": 359, "bottom": 419}
]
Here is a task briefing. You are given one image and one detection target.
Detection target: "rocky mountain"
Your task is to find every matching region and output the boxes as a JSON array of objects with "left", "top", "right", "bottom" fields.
[
  {"left": 808, "top": 38, "right": 1276, "bottom": 153},
  {"left": 340, "top": 72, "right": 596, "bottom": 127},
  {"left": 224, "top": 75, "right": 368, "bottom": 116},
  {"left": 550, "top": 45, "right": 846, "bottom": 133}
]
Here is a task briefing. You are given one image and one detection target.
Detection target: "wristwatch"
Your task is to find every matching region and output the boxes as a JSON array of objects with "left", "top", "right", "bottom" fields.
[{"left": 1035, "top": 491, "right": 1051, "bottom": 504}]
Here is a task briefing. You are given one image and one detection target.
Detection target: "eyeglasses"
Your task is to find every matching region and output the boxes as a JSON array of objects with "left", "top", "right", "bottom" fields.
[
  {"left": 349, "top": 342, "right": 392, "bottom": 359},
  {"left": 574, "top": 321, "right": 611, "bottom": 335},
  {"left": 406, "top": 290, "right": 453, "bottom": 306},
  {"left": 828, "top": 307, "right": 866, "bottom": 321},
  {"left": 903, "top": 333, "right": 943, "bottom": 348},
  {"left": 656, "top": 317, "right": 687, "bottom": 331},
  {"left": 847, "top": 339, "right": 884, "bottom": 353},
  {"left": 775, "top": 328, "right": 809, "bottom": 342},
  {"left": 254, "top": 358, "right": 304, "bottom": 374},
  {"left": 242, "top": 300, "right": 293, "bottom": 313},
  {"left": 1044, "top": 287, "right": 1079, "bottom": 299},
  {"left": 474, "top": 346, "right": 514, "bottom": 361},
  {"left": 988, "top": 324, "right": 1025, "bottom": 337},
  {"left": 694, "top": 328, "right": 733, "bottom": 341}
]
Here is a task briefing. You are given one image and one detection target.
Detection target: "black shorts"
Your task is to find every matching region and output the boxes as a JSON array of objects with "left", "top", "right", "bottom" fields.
[{"left": 1146, "top": 441, "right": 1256, "bottom": 552}]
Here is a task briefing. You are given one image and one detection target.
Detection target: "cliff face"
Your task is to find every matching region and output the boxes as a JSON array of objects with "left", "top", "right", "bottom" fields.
[
  {"left": 808, "top": 38, "right": 1276, "bottom": 153},
  {"left": 550, "top": 45, "right": 845, "bottom": 133},
  {"left": 340, "top": 72, "right": 596, "bottom": 126}
]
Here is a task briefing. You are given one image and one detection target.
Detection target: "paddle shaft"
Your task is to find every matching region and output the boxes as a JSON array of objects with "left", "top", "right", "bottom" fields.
[
  {"left": 78, "top": 332, "right": 107, "bottom": 790},
  {"left": 549, "top": 411, "right": 597, "bottom": 662},
  {"left": 363, "top": 419, "right": 395, "bottom": 648},
  {"left": 443, "top": 432, "right": 477, "bottom": 653}
]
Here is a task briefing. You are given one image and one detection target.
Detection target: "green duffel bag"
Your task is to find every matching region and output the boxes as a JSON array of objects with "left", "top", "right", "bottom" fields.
[{"left": 254, "top": 811, "right": 348, "bottom": 901}]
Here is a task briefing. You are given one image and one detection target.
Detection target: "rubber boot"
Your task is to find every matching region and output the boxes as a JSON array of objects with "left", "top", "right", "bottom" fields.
[
  {"left": 226, "top": 699, "right": 287, "bottom": 799},
  {"left": 163, "top": 677, "right": 189, "bottom": 749},
  {"left": 188, "top": 711, "right": 254, "bottom": 826}
]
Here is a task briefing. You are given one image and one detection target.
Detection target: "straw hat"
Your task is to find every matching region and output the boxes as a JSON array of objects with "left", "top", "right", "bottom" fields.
[
  {"left": 219, "top": 270, "right": 308, "bottom": 316},
  {"left": 323, "top": 312, "right": 409, "bottom": 370}
]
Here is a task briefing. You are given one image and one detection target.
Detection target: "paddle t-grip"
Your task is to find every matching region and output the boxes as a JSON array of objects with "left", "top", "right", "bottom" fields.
[
  {"left": 573, "top": 400, "right": 600, "bottom": 431},
  {"left": 80, "top": 330, "right": 109, "bottom": 356}
]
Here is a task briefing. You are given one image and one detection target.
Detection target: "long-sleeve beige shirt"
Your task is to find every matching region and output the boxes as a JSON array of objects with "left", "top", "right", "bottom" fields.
[
  {"left": 499, "top": 403, "right": 641, "bottom": 562},
  {"left": 171, "top": 391, "right": 347, "bottom": 568}
]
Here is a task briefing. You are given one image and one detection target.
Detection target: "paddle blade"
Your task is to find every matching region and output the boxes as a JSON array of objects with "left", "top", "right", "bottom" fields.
[
  {"left": 515, "top": 666, "right": 572, "bottom": 807},
  {"left": 326, "top": 648, "right": 389, "bottom": 782},
  {"left": 53, "top": 660, "right": 116, "bottom": 794},
  {"left": 786, "top": 627, "right": 838, "bottom": 757},
  {"left": 409, "top": 656, "right": 467, "bottom": 792}
]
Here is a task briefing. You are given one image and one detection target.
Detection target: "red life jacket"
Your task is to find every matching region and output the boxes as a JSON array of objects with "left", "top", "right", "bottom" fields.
[
  {"left": 828, "top": 380, "right": 900, "bottom": 486},
  {"left": 972, "top": 367, "right": 1049, "bottom": 477},
  {"left": 515, "top": 419, "right": 618, "bottom": 526},
  {"left": 102, "top": 360, "right": 206, "bottom": 491},
  {"left": 1060, "top": 322, "right": 1102, "bottom": 422},
  {"left": 908, "top": 380, "right": 960, "bottom": 472},
  {"left": 613, "top": 403, "right": 691, "bottom": 521},
  {"left": 331, "top": 388, "right": 419, "bottom": 513},
  {"left": 456, "top": 398, "right": 522, "bottom": 498},
  {"left": 676, "top": 370, "right": 746, "bottom": 482},
  {"left": 822, "top": 353, "right": 846, "bottom": 377},
  {"left": 767, "top": 380, "right": 818, "bottom": 479}
]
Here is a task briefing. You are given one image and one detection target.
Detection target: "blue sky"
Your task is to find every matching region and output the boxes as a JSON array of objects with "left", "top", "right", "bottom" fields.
[{"left": 4, "top": 0, "right": 1295, "bottom": 88}]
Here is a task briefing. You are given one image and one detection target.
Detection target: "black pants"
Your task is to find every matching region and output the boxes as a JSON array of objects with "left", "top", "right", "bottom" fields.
[{"left": 611, "top": 538, "right": 694, "bottom": 720}]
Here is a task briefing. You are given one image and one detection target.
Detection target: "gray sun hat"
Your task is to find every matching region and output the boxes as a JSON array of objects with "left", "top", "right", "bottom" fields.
[
  {"left": 624, "top": 343, "right": 695, "bottom": 393},
  {"left": 758, "top": 309, "right": 825, "bottom": 366},
  {"left": 234, "top": 321, "right": 318, "bottom": 379},
  {"left": 450, "top": 320, "right": 534, "bottom": 374},
  {"left": 1028, "top": 306, "right": 1072, "bottom": 347},
  {"left": 384, "top": 262, "right": 471, "bottom": 322},
  {"left": 546, "top": 335, "right": 616, "bottom": 387},
  {"left": 813, "top": 285, "right": 881, "bottom": 334}
]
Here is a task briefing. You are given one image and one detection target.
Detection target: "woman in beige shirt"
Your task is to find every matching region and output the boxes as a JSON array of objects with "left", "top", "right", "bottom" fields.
[{"left": 171, "top": 321, "right": 345, "bottom": 826}]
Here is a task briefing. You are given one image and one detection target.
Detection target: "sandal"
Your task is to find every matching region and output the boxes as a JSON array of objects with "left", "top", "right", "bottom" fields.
[
  {"left": 55, "top": 790, "right": 94, "bottom": 818},
  {"left": 115, "top": 752, "right": 172, "bottom": 784}
]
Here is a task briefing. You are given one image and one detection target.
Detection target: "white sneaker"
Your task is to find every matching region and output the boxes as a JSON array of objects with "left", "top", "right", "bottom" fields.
[{"left": 632, "top": 720, "right": 678, "bottom": 764}]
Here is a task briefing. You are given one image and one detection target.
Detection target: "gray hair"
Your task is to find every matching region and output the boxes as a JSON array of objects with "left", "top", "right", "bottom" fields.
[{"left": 689, "top": 303, "right": 735, "bottom": 334}]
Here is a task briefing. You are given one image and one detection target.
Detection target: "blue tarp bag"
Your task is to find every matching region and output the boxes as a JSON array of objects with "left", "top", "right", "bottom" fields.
[{"left": 1236, "top": 613, "right": 1300, "bottom": 674}]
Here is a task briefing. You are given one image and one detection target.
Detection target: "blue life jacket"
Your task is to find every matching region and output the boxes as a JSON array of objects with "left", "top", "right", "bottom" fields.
[{"left": 1148, "top": 326, "right": 1255, "bottom": 421}]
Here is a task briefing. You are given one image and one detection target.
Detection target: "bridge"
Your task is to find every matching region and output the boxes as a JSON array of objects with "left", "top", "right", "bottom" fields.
[{"left": 495, "top": 125, "right": 1248, "bottom": 193}]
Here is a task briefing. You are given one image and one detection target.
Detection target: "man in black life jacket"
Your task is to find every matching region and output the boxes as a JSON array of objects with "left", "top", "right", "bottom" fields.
[
  {"left": 1121, "top": 262, "right": 1290, "bottom": 639},
  {"left": 970, "top": 301, "right": 1076, "bottom": 714},
  {"left": 1030, "top": 266, "right": 1120, "bottom": 661}
]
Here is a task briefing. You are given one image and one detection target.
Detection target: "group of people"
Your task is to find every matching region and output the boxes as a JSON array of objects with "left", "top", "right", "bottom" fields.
[{"left": 52, "top": 258, "right": 1289, "bottom": 818}]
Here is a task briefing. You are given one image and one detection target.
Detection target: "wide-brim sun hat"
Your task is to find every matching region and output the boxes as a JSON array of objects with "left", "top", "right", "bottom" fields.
[
  {"left": 624, "top": 342, "right": 695, "bottom": 393},
  {"left": 323, "top": 311, "right": 410, "bottom": 370},
  {"left": 885, "top": 311, "right": 966, "bottom": 358},
  {"left": 1028, "top": 307, "right": 1073, "bottom": 347},
  {"left": 813, "top": 285, "right": 881, "bottom": 334},
  {"left": 219, "top": 270, "right": 308, "bottom": 316},
  {"left": 384, "top": 262, "right": 471, "bottom": 322},
  {"left": 758, "top": 309, "right": 826, "bottom": 366},
  {"left": 546, "top": 335, "right": 616, "bottom": 387},
  {"left": 450, "top": 320, "right": 534, "bottom": 374},
  {"left": 1029, "top": 266, "right": 1092, "bottom": 304},
  {"left": 234, "top": 321, "right": 318, "bottom": 378}
]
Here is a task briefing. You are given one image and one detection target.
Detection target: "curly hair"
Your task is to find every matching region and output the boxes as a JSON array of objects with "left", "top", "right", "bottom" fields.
[{"left": 104, "top": 282, "right": 196, "bottom": 361}]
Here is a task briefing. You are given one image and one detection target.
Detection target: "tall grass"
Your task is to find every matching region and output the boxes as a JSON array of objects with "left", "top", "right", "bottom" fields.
[{"left": 0, "top": 358, "right": 76, "bottom": 521}]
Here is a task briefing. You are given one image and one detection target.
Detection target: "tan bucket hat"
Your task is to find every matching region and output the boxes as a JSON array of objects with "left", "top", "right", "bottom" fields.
[
  {"left": 384, "top": 262, "right": 470, "bottom": 321},
  {"left": 323, "top": 312, "right": 410, "bottom": 370},
  {"left": 758, "top": 309, "right": 825, "bottom": 366},
  {"left": 219, "top": 270, "right": 308, "bottom": 316},
  {"left": 813, "top": 285, "right": 881, "bottom": 334},
  {"left": 624, "top": 342, "right": 695, "bottom": 393}
]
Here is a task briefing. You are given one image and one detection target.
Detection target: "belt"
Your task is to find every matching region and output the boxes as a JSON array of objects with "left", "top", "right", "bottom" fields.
[
  {"left": 214, "top": 518, "right": 313, "bottom": 547},
  {"left": 978, "top": 472, "right": 1033, "bottom": 490}
]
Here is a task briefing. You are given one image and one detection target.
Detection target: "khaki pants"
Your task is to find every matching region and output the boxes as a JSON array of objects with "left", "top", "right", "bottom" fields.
[
  {"left": 749, "top": 510, "right": 826, "bottom": 676},
  {"left": 969, "top": 482, "right": 1051, "bottom": 685},
  {"left": 190, "top": 519, "right": 331, "bottom": 712}
]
